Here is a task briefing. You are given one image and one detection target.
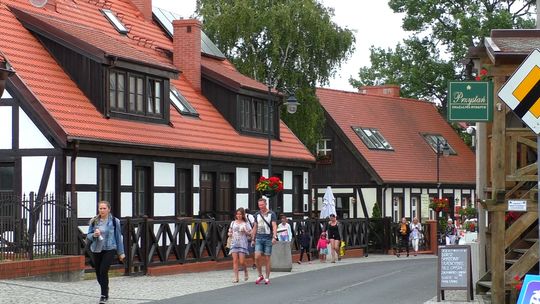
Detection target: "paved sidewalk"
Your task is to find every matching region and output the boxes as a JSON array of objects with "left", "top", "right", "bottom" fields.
[{"left": 0, "top": 254, "right": 488, "bottom": 304}]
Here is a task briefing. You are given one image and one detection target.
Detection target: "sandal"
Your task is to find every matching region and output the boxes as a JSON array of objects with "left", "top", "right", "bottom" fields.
[
  {"left": 244, "top": 274, "right": 249, "bottom": 281},
  {"left": 232, "top": 278, "right": 239, "bottom": 283}
]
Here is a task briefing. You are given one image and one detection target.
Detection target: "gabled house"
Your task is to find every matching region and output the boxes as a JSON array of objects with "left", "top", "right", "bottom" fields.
[
  {"left": 0, "top": 0, "right": 314, "bottom": 230},
  {"left": 312, "top": 86, "right": 476, "bottom": 222}
]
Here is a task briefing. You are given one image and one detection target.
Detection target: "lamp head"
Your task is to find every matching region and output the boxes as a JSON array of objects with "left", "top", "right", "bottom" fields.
[
  {"left": 285, "top": 94, "right": 299, "bottom": 114},
  {"left": 442, "top": 142, "right": 451, "bottom": 157}
]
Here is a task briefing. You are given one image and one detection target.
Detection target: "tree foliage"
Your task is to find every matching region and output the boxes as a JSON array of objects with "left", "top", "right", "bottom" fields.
[
  {"left": 351, "top": 0, "right": 536, "bottom": 105},
  {"left": 196, "top": 0, "right": 355, "bottom": 150}
]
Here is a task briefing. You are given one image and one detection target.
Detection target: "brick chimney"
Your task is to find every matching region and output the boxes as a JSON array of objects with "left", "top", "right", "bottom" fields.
[
  {"left": 131, "top": 0, "right": 152, "bottom": 21},
  {"left": 359, "top": 85, "right": 400, "bottom": 97},
  {"left": 173, "top": 19, "right": 201, "bottom": 91}
]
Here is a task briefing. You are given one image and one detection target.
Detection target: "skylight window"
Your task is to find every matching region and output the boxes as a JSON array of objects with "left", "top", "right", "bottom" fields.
[
  {"left": 352, "top": 126, "right": 393, "bottom": 150},
  {"left": 101, "top": 9, "right": 128, "bottom": 34},
  {"left": 170, "top": 87, "right": 198, "bottom": 117},
  {"left": 423, "top": 134, "right": 457, "bottom": 155}
]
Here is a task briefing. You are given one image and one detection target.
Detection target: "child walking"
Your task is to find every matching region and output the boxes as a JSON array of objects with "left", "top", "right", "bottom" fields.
[
  {"left": 297, "top": 228, "right": 311, "bottom": 264},
  {"left": 317, "top": 232, "right": 330, "bottom": 263}
]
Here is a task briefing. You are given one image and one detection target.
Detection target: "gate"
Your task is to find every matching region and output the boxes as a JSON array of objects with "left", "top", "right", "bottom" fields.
[{"left": 0, "top": 192, "right": 78, "bottom": 260}]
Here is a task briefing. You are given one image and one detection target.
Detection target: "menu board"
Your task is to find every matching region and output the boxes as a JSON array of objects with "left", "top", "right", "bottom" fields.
[
  {"left": 437, "top": 245, "right": 473, "bottom": 301},
  {"left": 440, "top": 247, "right": 468, "bottom": 288}
]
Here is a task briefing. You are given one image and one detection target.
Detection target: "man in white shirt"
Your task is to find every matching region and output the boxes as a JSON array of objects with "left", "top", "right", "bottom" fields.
[{"left": 251, "top": 198, "right": 277, "bottom": 285}]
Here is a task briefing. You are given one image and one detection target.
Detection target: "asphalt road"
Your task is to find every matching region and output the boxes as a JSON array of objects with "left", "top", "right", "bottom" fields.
[{"left": 153, "top": 257, "right": 437, "bottom": 304}]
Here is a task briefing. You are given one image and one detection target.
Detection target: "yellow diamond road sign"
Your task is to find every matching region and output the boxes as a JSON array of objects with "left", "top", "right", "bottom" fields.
[{"left": 499, "top": 49, "right": 540, "bottom": 134}]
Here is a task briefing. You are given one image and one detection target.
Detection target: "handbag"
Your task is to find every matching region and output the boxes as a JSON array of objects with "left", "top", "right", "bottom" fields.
[{"left": 226, "top": 221, "right": 234, "bottom": 249}]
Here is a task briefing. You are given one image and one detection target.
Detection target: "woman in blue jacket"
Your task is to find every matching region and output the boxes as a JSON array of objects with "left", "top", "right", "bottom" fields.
[{"left": 87, "top": 201, "right": 125, "bottom": 304}]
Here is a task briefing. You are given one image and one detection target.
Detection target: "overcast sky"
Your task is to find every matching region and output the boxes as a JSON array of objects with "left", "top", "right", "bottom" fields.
[{"left": 152, "top": 0, "right": 408, "bottom": 91}]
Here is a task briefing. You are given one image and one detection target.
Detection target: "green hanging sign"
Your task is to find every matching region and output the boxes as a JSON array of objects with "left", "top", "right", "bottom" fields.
[{"left": 447, "top": 81, "right": 493, "bottom": 122}]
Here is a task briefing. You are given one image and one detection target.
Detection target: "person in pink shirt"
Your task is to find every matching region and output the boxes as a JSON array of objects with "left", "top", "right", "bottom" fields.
[{"left": 317, "top": 232, "right": 330, "bottom": 262}]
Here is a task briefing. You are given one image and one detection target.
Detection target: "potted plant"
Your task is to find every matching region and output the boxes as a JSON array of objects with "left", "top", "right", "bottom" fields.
[
  {"left": 458, "top": 204, "right": 477, "bottom": 219},
  {"left": 429, "top": 197, "right": 450, "bottom": 213},
  {"left": 256, "top": 176, "right": 284, "bottom": 198},
  {"left": 316, "top": 153, "right": 332, "bottom": 164}
]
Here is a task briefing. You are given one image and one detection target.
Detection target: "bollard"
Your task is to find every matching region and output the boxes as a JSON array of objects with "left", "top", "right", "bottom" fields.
[{"left": 270, "top": 241, "right": 292, "bottom": 272}]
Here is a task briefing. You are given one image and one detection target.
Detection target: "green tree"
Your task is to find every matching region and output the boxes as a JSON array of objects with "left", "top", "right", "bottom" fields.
[
  {"left": 196, "top": 0, "right": 355, "bottom": 149},
  {"left": 351, "top": 0, "right": 536, "bottom": 106},
  {"left": 372, "top": 202, "right": 382, "bottom": 219}
]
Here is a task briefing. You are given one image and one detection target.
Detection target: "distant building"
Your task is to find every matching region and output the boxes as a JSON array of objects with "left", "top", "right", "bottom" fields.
[{"left": 312, "top": 86, "right": 476, "bottom": 221}]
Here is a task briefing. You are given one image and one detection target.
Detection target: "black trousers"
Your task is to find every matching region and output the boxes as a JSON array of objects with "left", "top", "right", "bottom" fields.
[
  {"left": 397, "top": 235, "right": 409, "bottom": 254},
  {"left": 94, "top": 250, "right": 115, "bottom": 298},
  {"left": 299, "top": 246, "right": 311, "bottom": 262}
]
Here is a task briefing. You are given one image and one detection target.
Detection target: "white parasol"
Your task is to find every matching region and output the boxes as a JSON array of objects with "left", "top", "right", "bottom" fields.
[{"left": 320, "top": 186, "right": 337, "bottom": 219}]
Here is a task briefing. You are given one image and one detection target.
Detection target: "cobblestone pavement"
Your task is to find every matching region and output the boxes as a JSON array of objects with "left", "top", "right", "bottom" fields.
[{"left": 0, "top": 255, "right": 486, "bottom": 304}]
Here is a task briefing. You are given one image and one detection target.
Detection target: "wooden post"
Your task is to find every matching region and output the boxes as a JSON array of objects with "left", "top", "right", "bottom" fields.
[{"left": 490, "top": 75, "right": 507, "bottom": 303}]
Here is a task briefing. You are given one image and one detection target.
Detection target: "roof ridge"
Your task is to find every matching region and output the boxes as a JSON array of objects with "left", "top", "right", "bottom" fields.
[{"left": 317, "top": 87, "right": 435, "bottom": 105}]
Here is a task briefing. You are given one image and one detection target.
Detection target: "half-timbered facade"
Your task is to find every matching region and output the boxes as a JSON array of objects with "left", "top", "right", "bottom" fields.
[
  {"left": 0, "top": 0, "right": 314, "bottom": 232},
  {"left": 312, "top": 86, "right": 476, "bottom": 221}
]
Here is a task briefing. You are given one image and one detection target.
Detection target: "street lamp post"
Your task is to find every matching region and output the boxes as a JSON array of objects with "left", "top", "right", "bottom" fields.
[
  {"left": 266, "top": 81, "right": 299, "bottom": 212},
  {"left": 435, "top": 137, "right": 450, "bottom": 245}
]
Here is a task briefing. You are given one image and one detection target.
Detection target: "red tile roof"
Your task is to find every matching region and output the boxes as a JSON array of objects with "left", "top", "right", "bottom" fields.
[
  {"left": 316, "top": 88, "right": 475, "bottom": 184},
  {"left": 0, "top": 1, "right": 314, "bottom": 163},
  {"left": 201, "top": 56, "right": 271, "bottom": 94}
]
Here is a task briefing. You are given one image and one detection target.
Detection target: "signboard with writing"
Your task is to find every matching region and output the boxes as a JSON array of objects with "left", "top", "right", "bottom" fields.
[
  {"left": 508, "top": 199, "right": 527, "bottom": 212},
  {"left": 421, "top": 194, "right": 429, "bottom": 220},
  {"left": 448, "top": 81, "right": 493, "bottom": 122},
  {"left": 437, "top": 245, "right": 473, "bottom": 301}
]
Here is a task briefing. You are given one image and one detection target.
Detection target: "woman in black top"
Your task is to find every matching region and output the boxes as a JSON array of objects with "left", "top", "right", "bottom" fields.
[{"left": 327, "top": 214, "right": 341, "bottom": 263}]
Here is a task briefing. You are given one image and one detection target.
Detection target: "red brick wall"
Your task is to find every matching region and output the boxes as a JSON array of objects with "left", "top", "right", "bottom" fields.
[
  {"left": 0, "top": 256, "right": 85, "bottom": 279},
  {"left": 173, "top": 19, "right": 202, "bottom": 91},
  {"left": 130, "top": 0, "right": 152, "bottom": 21}
]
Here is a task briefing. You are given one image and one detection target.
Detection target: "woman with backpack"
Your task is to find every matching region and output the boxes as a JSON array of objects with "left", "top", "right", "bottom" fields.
[{"left": 87, "top": 201, "right": 124, "bottom": 304}]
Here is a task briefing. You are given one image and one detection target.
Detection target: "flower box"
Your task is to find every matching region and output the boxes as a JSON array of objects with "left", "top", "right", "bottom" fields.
[{"left": 256, "top": 176, "right": 283, "bottom": 197}]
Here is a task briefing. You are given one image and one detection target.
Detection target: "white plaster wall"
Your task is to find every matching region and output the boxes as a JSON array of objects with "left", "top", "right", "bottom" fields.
[
  {"left": 283, "top": 194, "right": 292, "bottom": 213},
  {"left": 154, "top": 162, "right": 175, "bottom": 187},
  {"left": 21, "top": 156, "right": 46, "bottom": 195},
  {"left": 361, "top": 188, "right": 377, "bottom": 218},
  {"left": 154, "top": 193, "right": 175, "bottom": 216},
  {"left": 303, "top": 194, "right": 308, "bottom": 212},
  {"left": 236, "top": 193, "right": 248, "bottom": 209},
  {"left": 78, "top": 191, "right": 97, "bottom": 218},
  {"left": 404, "top": 188, "right": 411, "bottom": 218},
  {"left": 193, "top": 193, "right": 200, "bottom": 215},
  {"left": 121, "top": 160, "right": 132, "bottom": 186},
  {"left": 0, "top": 106, "right": 12, "bottom": 149},
  {"left": 283, "top": 170, "right": 292, "bottom": 190},
  {"left": 303, "top": 172, "right": 309, "bottom": 190},
  {"left": 193, "top": 165, "right": 200, "bottom": 188},
  {"left": 236, "top": 168, "right": 249, "bottom": 188},
  {"left": 66, "top": 156, "right": 71, "bottom": 184},
  {"left": 1, "top": 88, "right": 12, "bottom": 99},
  {"left": 121, "top": 192, "right": 132, "bottom": 217},
  {"left": 384, "top": 190, "right": 393, "bottom": 218},
  {"left": 262, "top": 169, "right": 268, "bottom": 178},
  {"left": 19, "top": 107, "right": 53, "bottom": 149},
  {"left": 76, "top": 157, "right": 97, "bottom": 185}
]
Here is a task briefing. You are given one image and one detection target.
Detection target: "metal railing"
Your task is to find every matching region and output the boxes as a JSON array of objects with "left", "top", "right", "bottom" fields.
[
  {"left": 0, "top": 193, "right": 78, "bottom": 261},
  {"left": 80, "top": 217, "right": 370, "bottom": 275}
]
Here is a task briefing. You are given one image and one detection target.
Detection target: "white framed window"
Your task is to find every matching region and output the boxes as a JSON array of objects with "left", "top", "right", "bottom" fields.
[
  {"left": 101, "top": 9, "right": 128, "bottom": 34},
  {"left": 316, "top": 138, "right": 332, "bottom": 156}
]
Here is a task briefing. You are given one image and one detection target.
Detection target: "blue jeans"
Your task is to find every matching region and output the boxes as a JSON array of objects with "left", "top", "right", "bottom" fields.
[{"left": 255, "top": 234, "right": 273, "bottom": 256}]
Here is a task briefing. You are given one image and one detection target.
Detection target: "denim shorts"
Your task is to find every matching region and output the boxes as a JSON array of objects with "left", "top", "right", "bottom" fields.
[{"left": 255, "top": 234, "right": 273, "bottom": 256}]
